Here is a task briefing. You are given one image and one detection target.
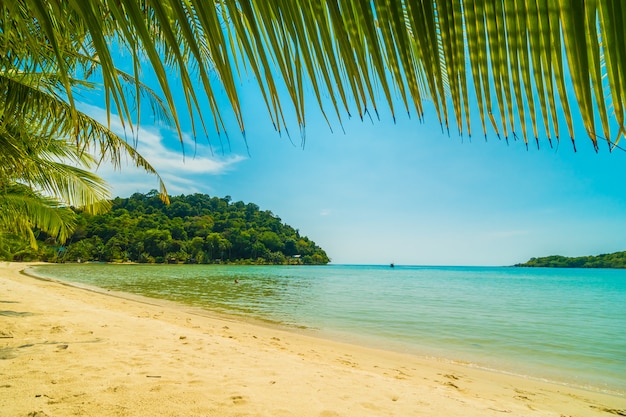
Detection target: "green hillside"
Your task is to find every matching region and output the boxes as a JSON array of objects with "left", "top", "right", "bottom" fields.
[
  {"left": 2, "top": 191, "right": 330, "bottom": 265},
  {"left": 515, "top": 251, "right": 626, "bottom": 269}
]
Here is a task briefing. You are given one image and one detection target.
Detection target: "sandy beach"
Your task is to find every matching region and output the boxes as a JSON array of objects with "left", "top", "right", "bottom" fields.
[{"left": 1, "top": 262, "right": 624, "bottom": 417}]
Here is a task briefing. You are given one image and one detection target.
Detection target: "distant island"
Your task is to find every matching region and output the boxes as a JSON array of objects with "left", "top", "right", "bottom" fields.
[
  {"left": 4, "top": 191, "right": 330, "bottom": 265},
  {"left": 515, "top": 251, "right": 626, "bottom": 269}
]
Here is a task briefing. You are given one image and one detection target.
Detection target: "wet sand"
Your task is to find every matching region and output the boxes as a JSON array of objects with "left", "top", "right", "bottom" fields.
[{"left": 1, "top": 262, "right": 624, "bottom": 416}]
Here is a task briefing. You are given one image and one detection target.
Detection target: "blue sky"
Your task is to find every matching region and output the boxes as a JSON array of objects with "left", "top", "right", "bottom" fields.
[{"left": 83, "top": 64, "right": 626, "bottom": 266}]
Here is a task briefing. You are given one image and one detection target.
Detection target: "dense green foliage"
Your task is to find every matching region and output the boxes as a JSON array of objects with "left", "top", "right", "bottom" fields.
[
  {"left": 515, "top": 251, "right": 626, "bottom": 269},
  {"left": 5, "top": 2, "right": 626, "bottom": 264},
  {"left": 5, "top": 2, "right": 626, "bottom": 260},
  {"left": 27, "top": 192, "right": 328, "bottom": 265}
]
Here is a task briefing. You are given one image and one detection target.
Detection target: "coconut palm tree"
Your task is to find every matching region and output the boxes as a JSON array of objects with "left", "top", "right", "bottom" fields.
[
  {"left": 1, "top": 9, "right": 172, "bottom": 246},
  {"left": 0, "top": 34, "right": 170, "bottom": 198},
  {"left": 0, "top": 53, "right": 170, "bottom": 249},
  {"left": 0, "top": 69, "right": 108, "bottom": 248},
  {"left": 0, "top": 137, "right": 108, "bottom": 249},
  {"left": 0, "top": 66, "right": 172, "bottom": 247},
  {"left": 3, "top": 0, "right": 625, "bottom": 153}
]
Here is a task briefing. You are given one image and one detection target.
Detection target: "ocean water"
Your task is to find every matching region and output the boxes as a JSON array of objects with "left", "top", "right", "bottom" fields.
[{"left": 29, "top": 264, "right": 626, "bottom": 394}]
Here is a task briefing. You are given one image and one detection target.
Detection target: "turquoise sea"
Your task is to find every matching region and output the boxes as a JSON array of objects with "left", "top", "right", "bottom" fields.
[{"left": 29, "top": 264, "right": 626, "bottom": 394}]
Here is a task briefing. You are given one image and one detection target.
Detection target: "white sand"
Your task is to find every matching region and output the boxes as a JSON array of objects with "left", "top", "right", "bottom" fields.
[{"left": 1, "top": 262, "right": 624, "bottom": 416}]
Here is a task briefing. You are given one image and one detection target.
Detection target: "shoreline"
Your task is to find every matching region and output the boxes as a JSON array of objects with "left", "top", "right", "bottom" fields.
[
  {"left": 25, "top": 263, "right": 625, "bottom": 396},
  {"left": 2, "top": 262, "right": 624, "bottom": 416}
]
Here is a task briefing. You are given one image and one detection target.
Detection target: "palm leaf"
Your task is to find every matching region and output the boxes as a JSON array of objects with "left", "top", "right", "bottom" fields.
[
  {"left": 0, "top": 184, "right": 77, "bottom": 247},
  {"left": 4, "top": 0, "right": 626, "bottom": 155}
]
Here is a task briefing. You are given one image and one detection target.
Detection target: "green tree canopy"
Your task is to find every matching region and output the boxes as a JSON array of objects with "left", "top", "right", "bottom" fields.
[
  {"left": 515, "top": 251, "right": 626, "bottom": 269},
  {"left": 47, "top": 192, "right": 330, "bottom": 265}
]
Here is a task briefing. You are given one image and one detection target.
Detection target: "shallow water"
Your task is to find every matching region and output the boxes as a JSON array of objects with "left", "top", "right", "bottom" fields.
[{"left": 31, "top": 263, "right": 626, "bottom": 394}]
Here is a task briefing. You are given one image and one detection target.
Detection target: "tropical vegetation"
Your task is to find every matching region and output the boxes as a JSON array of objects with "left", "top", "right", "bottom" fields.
[
  {"left": 5, "top": 1, "right": 626, "bottom": 151},
  {"left": 0, "top": 136, "right": 109, "bottom": 249},
  {"left": 515, "top": 251, "right": 626, "bottom": 269},
  {"left": 1, "top": 2, "right": 170, "bottom": 247},
  {"left": 2, "top": 1, "right": 626, "bottom": 248},
  {"left": 1, "top": 192, "right": 330, "bottom": 265}
]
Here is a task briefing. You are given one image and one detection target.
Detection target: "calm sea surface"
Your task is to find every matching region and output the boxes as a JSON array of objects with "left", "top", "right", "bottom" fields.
[{"left": 29, "top": 264, "right": 626, "bottom": 394}]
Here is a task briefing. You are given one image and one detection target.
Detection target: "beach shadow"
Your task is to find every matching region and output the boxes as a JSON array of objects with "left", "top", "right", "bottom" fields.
[
  {"left": 0, "top": 347, "right": 19, "bottom": 360},
  {"left": 0, "top": 310, "right": 33, "bottom": 317},
  {"left": 0, "top": 339, "right": 102, "bottom": 360},
  {"left": 0, "top": 344, "right": 35, "bottom": 360},
  {"left": 0, "top": 300, "right": 19, "bottom": 303}
]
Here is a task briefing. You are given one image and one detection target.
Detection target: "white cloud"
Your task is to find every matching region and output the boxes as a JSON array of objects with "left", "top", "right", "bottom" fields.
[
  {"left": 320, "top": 209, "right": 332, "bottom": 216},
  {"left": 77, "top": 103, "right": 247, "bottom": 196}
]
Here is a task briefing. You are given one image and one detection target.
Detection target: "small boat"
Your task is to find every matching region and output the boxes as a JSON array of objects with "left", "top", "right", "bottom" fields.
[{"left": 390, "top": 262, "right": 395, "bottom": 268}]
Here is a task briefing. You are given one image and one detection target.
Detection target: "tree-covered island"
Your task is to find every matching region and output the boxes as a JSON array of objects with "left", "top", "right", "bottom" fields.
[
  {"left": 515, "top": 251, "right": 626, "bottom": 269},
  {"left": 1, "top": 192, "right": 330, "bottom": 265}
]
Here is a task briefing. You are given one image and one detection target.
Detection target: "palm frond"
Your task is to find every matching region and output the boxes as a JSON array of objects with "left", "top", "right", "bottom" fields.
[
  {"left": 0, "top": 184, "right": 77, "bottom": 247},
  {"left": 0, "top": 69, "right": 169, "bottom": 202},
  {"left": 3, "top": 0, "right": 626, "bottom": 152}
]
